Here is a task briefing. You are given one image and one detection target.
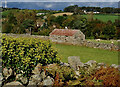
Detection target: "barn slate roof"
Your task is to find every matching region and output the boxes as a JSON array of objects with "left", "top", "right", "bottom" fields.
[{"left": 50, "top": 29, "right": 80, "bottom": 36}]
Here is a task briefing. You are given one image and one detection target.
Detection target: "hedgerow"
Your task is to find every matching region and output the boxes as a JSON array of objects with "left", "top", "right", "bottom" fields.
[{"left": 2, "top": 34, "right": 60, "bottom": 78}]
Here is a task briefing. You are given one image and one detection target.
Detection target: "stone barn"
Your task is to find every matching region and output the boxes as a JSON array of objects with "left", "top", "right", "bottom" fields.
[{"left": 49, "top": 29, "right": 85, "bottom": 44}]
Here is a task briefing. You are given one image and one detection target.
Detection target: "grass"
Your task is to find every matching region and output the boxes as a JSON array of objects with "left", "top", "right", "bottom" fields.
[
  {"left": 53, "top": 43, "right": 118, "bottom": 65},
  {"left": 82, "top": 14, "right": 119, "bottom": 22},
  {"left": 86, "top": 39, "right": 118, "bottom": 45}
]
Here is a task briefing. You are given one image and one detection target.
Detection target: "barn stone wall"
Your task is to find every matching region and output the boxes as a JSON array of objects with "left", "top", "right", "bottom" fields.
[{"left": 4, "top": 33, "right": 119, "bottom": 51}]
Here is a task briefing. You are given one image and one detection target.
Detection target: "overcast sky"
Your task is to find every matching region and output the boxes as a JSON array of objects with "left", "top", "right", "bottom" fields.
[{"left": 1, "top": 0, "right": 120, "bottom": 2}]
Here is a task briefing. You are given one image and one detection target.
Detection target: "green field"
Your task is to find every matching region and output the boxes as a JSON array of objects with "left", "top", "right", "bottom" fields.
[
  {"left": 82, "top": 14, "right": 119, "bottom": 22},
  {"left": 53, "top": 43, "right": 118, "bottom": 65}
]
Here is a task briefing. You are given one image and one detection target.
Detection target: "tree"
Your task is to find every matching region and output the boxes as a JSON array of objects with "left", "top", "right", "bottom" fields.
[
  {"left": 54, "top": 16, "right": 66, "bottom": 26},
  {"left": 2, "top": 12, "right": 17, "bottom": 33},
  {"left": 114, "top": 19, "right": 120, "bottom": 39},
  {"left": 62, "top": 16, "right": 74, "bottom": 28},
  {"left": 7, "top": 12, "right": 17, "bottom": 25},
  {"left": 64, "top": 5, "right": 78, "bottom": 13},
  {"left": 102, "top": 7, "right": 114, "bottom": 13},
  {"left": 102, "top": 24, "right": 116, "bottom": 39},
  {"left": 72, "top": 15, "right": 88, "bottom": 33},
  {"left": 2, "top": 22, "right": 12, "bottom": 33},
  {"left": 22, "top": 19, "right": 34, "bottom": 29}
]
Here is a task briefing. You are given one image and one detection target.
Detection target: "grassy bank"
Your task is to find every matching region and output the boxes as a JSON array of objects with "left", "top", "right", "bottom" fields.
[
  {"left": 86, "top": 39, "right": 118, "bottom": 45},
  {"left": 53, "top": 43, "right": 118, "bottom": 65}
]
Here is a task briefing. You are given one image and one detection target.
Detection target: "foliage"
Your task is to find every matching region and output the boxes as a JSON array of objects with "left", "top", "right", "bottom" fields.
[
  {"left": 2, "top": 9, "right": 18, "bottom": 18},
  {"left": 66, "top": 64, "right": 104, "bottom": 86},
  {"left": 114, "top": 19, "right": 120, "bottom": 39},
  {"left": 66, "top": 65, "right": 120, "bottom": 86},
  {"left": 67, "top": 62, "right": 102, "bottom": 86},
  {"left": 86, "top": 19, "right": 117, "bottom": 39},
  {"left": 46, "top": 64, "right": 76, "bottom": 81},
  {"left": 2, "top": 34, "right": 60, "bottom": 80},
  {"left": 64, "top": 5, "right": 84, "bottom": 14},
  {"left": 46, "top": 15, "right": 87, "bottom": 30},
  {"left": 71, "top": 15, "right": 87, "bottom": 32},
  {"left": 79, "top": 63, "right": 98, "bottom": 75},
  {"left": 22, "top": 19, "right": 34, "bottom": 29},
  {"left": 91, "top": 66, "right": 120, "bottom": 86},
  {"left": 38, "top": 29, "right": 52, "bottom": 36},
  {"left": 2, "top": 23, "right": 13, "bottom": 33},
  {"left": 64, "top": 5, "right": 120, "bottom": 14},
  {"left": 2, "top": 10, "right": 36, "bottom": 34},
  {"left": 54, "top": 72, "right": 60, "bottom": 86}
]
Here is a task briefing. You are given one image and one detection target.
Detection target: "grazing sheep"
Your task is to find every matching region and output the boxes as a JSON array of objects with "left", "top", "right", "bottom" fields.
[
  {"left": 117, "top": 40, "right": 120, "bottom": 42},
  {"left": 96, "top": 39, "right": 101, "bottom": 42},
  {"left": 111, "top": 41, "right": 114, "bottom": 44}
]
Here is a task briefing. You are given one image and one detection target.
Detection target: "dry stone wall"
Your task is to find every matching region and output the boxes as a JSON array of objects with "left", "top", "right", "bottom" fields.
[{"left": 4, "top": 33, "right": 119, "bottom": 51}]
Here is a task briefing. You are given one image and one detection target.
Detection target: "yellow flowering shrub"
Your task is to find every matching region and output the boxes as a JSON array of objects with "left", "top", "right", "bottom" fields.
[{"left": 2, "top": 34, "right": 60, "bottom": 78}]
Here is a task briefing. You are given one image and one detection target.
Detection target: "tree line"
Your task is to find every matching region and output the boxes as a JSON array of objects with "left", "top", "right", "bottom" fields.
[{"left": 64, "top": 5, "right": 120, "bottom": 14}]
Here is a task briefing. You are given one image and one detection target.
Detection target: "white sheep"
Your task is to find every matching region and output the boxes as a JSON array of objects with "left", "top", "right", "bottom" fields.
[
  {"left": 96, "top": 39, "right": 101, "bottom": 42},
  {"left": 111, "top": 41, "right": 114, "bottom": 44}
]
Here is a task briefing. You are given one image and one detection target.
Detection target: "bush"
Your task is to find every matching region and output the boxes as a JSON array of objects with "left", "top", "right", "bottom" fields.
[
  {"left": 91, "top": 66, "right": 120, "bottom": 86},
  {"left": 46, "top": 64, "right": 76, "bottom": 81},
  {"left": 38, "top": 29, "right": 51, "bottom": 36},
  {"left": 2, "top": 34, "right": 60, "bottom": 79}
]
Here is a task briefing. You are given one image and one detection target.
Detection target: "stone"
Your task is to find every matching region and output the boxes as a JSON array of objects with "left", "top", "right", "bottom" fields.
[
  {"left": 32, "top": 63, "right": 42, "bottom": 75},
  {"left": 9, "top": 68, "right": 12, "bottom": 76},
  {"left": 47, "top": 64, "right": 57, "bottom": 69},
  {"left": 0, "top": 73, "right": 3, "bottom": 81},
  {"left": 3, "top": 68, "right": 12, "bottom": 79},
  {"left": 97, "top": 63, "right": 105, "bottom": 66},
  {"left": 27, "top": 81, "right": 37, "bottom": 86},
  {"left": 3, "top": 68, "right": 9, "bottom": 77},
  {"left": 0, "top": 66, "right": 2, "bottom": 73},
  {"left": 3, "top": 81, "right": 23, "bottom": 87},
  {"left": 85, "top": 60, "right": 97, "bottom": 67},
  {"left": 31, "top": 74, "right": 42, "bottom": 83},
  {"left": 96, "top": 66, "right": 101, "bottom": 69},
  {"left": 20, "top": 77, "right": 28, "bottom": 85},
  {"left": 63, "top": 63, "right": 70, "bottom": 67},
  {"left": 41, "top": 71, "right": 46, "bottom": 80},
  {"left": 68, "top": 56, "right": 84, "bottom": 70},
  {"left": 60, "top": 62, "right": 64, "bottom": 65},
  {"left": 83, "top": 64, "right": 89, "bottom": 69},
  {"left": 37, "top": 82, "right": 43, "bottom": 87},
  {"left": 43, "top": 76, "right": 54, "bottom": 86},
  {"left": 118, "top": 65, "right": 120, "bottom": 71},
  {"left": 16, "top": 74, "right": 28, "bottom": 85},
  {"left": 16, "top": 74, "right": 22, "bottom": 80},
  {"left": 111, "top": 64, "right": 118, "bottom": 68},
  {"left": 0, "top": 82, "right": 2, "bottom": 87},
  {"left": 0, "top": 73, "right": 3, "bottom": 86},
  {"left": 75, "top": 71, "right": 80, "bottom": 76}
]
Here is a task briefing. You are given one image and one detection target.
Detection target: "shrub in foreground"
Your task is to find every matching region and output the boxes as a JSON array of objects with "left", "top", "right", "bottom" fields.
[
  {"left": 2, "top": 34, "right": 60, "bottom": 79},
  {"left": 90, "top": 66, "right": 120, "bottom": 86}
]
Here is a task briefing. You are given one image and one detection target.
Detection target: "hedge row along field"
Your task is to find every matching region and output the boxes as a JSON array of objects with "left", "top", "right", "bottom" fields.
[{"left": 2, "top": 34, "right": 60, "bottom": 79}]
